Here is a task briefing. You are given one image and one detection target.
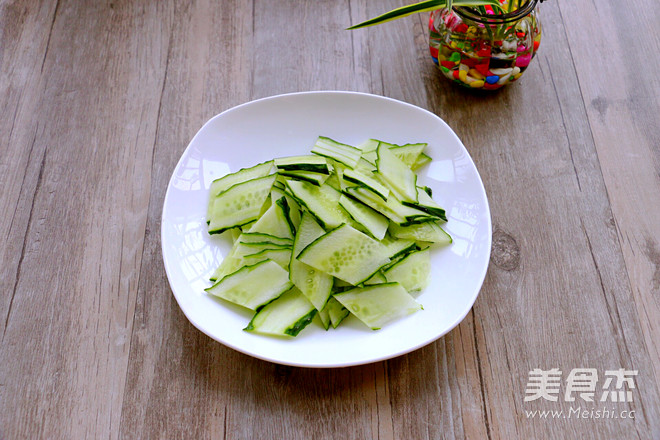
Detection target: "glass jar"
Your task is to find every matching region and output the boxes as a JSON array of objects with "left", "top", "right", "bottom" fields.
[{"left": 428, "top": 0, "right": 542, "bottom": 90}]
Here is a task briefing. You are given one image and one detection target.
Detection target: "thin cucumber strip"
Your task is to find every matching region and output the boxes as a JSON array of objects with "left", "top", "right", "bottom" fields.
[
  {"left": 376, "top": 142, "right": 418, "bottom": 202},
  {"left": 298, "top": 224, "right": 390, "bottom": 286},
  {"left": 311, "top": 136, "right": 361, "bottom": 169},
  {"left": 342, "top": 168, "right": 390, "bottom": 200},
  {"left": 411, "top": 152, "right": 432, "bottom": 171},
  {"left": 389, "top": 143, "right": 427, "bottom": 168},
  {"left": 274, "top": 155, "right": 329, "bottom": 174},
  {"left": 209, "top": 240, "right": 289, "bottom": 282},
  {"left": 285, "top": 180, "right": 351, "bottom": 229},
  {"left": 289, "top": 212, "right": 334, "bottom": 311},
  {"left": 208, "top": 174, "right": 276, "bottom": 234},
  {"left": 278, "top": 170, "right": 330, "bottom": 186},
  {"left": 244, "top": 287, "right": 317, "bottom": 337},
  {"left": 206, "top": 160, "right": 274, "bottom": 222},
  {"left": 380, "top": 234, "right": 419, "bottom": 260},
  {"left": 363, "top": 271, "right": 387, "bottom": 285},
  {"left": 355, "top": 157, "right": 377, "bottom": 172},
  {"left": 205, "top": 260, "right": 293, "bottom": 311},
  {"left": 344, "top": 186, "right": 435, "bottom": 225},
  {"left": 326, "top": 296, "right": 350, "bottom": 328},
  {"left": 338, "top": 194, "right": 389, "bottom": 241},
  {"left": 383, "top": 248, "right": 431, "bottom": 293},
  {"left": 238, "top": 232, "right": 293, "bottom": 246},
  {"left": 242, "top": 248, "right": 292, "bottom": 270},
  {"left": 271, "top": 186, "right": 302, "bottom": 231},
  {"left": 389, "top": 221, "right": 452, "bottom": 244},
  {"left": 317, "top": 305, "right": 331, "bottom": 330},
  {"left": 355, "top": 139, "right": 380, "bottom": 152},
  {"left": 401, "top": 187, "right": 447, "bottom": 221},
  {"left": 334, "top": 282, "right": 422, "bottom": 330},
  {"left": 247, "top": 196, "right": 294, "bottom": 239}
]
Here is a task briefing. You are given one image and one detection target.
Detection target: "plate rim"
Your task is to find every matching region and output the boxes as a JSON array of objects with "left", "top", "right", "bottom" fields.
[{"left": 161, "top": 90, "right": 492, "bottom": 368}]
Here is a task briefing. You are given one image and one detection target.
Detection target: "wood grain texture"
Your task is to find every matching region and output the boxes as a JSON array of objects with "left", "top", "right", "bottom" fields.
[{"left": 0, "top": 0, "right": 658, "bottom": 439}]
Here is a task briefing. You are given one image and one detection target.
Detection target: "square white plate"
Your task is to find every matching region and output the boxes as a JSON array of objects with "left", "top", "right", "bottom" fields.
[{"left": 161, "top": 91, "right": 491, "bottom": 367}]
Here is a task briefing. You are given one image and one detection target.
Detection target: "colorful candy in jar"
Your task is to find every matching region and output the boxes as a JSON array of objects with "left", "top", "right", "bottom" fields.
[{"left": 428, "top": 0, "right": 542, "bottom": 90}]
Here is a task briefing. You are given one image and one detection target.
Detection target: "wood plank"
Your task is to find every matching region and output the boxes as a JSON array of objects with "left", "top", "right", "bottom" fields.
[
  {"left": 557, "top": 0, "right": 660, "bottom": 395},
  {"left": 363, "top": 2, "right": 660, "bottom": 439},
  {"left": 0, "top": 0, "right": 169, "bottom": 437}
]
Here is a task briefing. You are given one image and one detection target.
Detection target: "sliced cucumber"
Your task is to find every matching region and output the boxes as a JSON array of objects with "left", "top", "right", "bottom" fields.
[
  {"left": 334, "top": 282, "right": 422, "bottom": 330},
  {"left": 206, "top": 160, "right": 274, "bottom": 222},
  {"left": 244, "top": 287, "right": 316, "bottom": 337},
  {"left": 338, "top": 194, "right": 389, "bottom": 241},
  {"left": 389, "top": 221, "right": 452, "bottom": 244},
  {"left": 311, "top": 136, "right": 361, "bottom": 169},
  {"left": 342, "top": 168, "right": 390, "bottom": 201},
  {"left": 411, "top": 152, "right": 432, "bottom": 171},
  {"left": 278, "top": 170, "right": 330, "bottom": 186},
  {"left": 205, "top": 260, "right": 293, "bottom": 311},
  {"left": 317, "top": 305, "right": 331, "bottom": 330},
  {"left": 208, "top": 174, "right": 276, "bottom": 234},
  {"left": 376, "top": 142, "right": 418, "bottom": 202},
  {"left": 363, "top": 271, "right": 387, "bottom": 285},
  {"left": 383, "top": 248, "right": 431, "bottom": 293},
  {"left": 274, "top": 155, "right": 329, "bottom": 174},
  {"left": 285, "top": 180, "right": 351, "bottom": 229},
  {"left": 238, "top": 232, "right": 293, "bottom": 247},
  {"left": 401, "top": 187, "right": 447, "bottom": 221},
  {"left": 325, "top": 296, "right": 350, "bottom": 328},
  {"left": 355, "top": 139, "right": 380, "bottom": 152},
  {"left": 289, "top": 212, "right": 333, "bottom": 311},
  {"left": 270, "top": 186, "right": 301, "bottom": 230},
  {"left": 390, "top": 143, "right": 427, "bottom": 168},
  {"left": 298, "top": 224, "right": 390, "bottom": 285},
  {"left": 242, "top": 247, "right": 292, "bottom": 269},
  {"left": 247, "top": 196, "right": 294, "bottom": 239}
]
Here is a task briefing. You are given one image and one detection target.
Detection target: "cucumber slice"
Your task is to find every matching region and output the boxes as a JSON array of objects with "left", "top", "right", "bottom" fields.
[
  {"left": 289, "top": 212, "right": 333, "bottom": 311},
  {"left": 242, "top": 248, "right": 292, "bottom": 270},
  {"left": 238, "top": 232, "right": 293, "bottom": 247},
  {"left": 344, "top": 186, "right": 436, "bottom": 225},
  {"left": 205, "top": 260, "right": 293, "bottom": 311},
  {"left": 355, "top": 139, "right": 380, "bottom": 152},
  {"left": 285, "top": 180, "right": 351, "bottom": 229},
  {"left": 244, "top": 287, "right": 316, "bottom": 337},
  {"left": 247, "top": 196, "right": 294, "bottom": 239},
  {"left": 401, "top": 187, "right": 447, "bottom": 222},
  {"left": 325, "top": 296, "right": 350, "bottom": 328},
  {"left": 270, "top": 187, "right": 301, "bottom": 230},
  {"left": 311, "top": 136, "right": 361, "bottom": 169},
  {"left": 411, "top": 152, "right": 432, "bottom": 171},
  {"left": 208, "top": 175, "right": 276, "bottom": 234},
  {"left": 363, "top": 271, "right": 387, "bottom": 285},
  {"left": 278, "top": 170, "right": 330, "bottom": 186},
  {"left": 298, "top": 224, "right": 390, "bottom": 285},
  {"left": 380, "top": 234, "right": 418, "bottom": 260},
  {"left": 341, "top": 168, "right": 390, "bottom": 201},
  {"left": 206, "top": 160, "right": 274, "bottom": 222},
  {"left": 338, "top": 194, "right": 389, "bottom": 241},
  {"left": 376, "top": 142, "right": 418, "bottom": 202},
  {"left": 389, "top": 143, "right": 427, "bottom": 168},
  {"left": 334, "top": 282, "right": 422, "bottom": 330},
  {"left": 355, "top": 157, "right": 377, "bottom": 172},
  {"left": 383, "top": 248, "right": 431, "bottom": 293},
  {"left": 389, "top": 221, "right": 452, "bottom": 244},
  {"left": 274, "top": 155, "right": 329, "bottom": 174},
  {"left": 317, "top": 306, "right": 331, "bottom": 330}
]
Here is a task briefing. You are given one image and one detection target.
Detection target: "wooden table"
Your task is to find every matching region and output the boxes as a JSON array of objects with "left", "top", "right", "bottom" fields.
[{"left": 2, "top": 1, "right": 659, "bottom": 438}]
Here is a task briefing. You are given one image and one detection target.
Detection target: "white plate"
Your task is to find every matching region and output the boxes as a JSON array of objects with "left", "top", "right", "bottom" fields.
[{"left": 161, "top": 91, "right": 491, "bottom": 368}]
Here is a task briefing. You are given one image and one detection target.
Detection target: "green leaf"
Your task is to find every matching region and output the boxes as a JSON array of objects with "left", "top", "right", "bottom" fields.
[{"left": 347, "top": 0, "right": 503, "bottom": 30}]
